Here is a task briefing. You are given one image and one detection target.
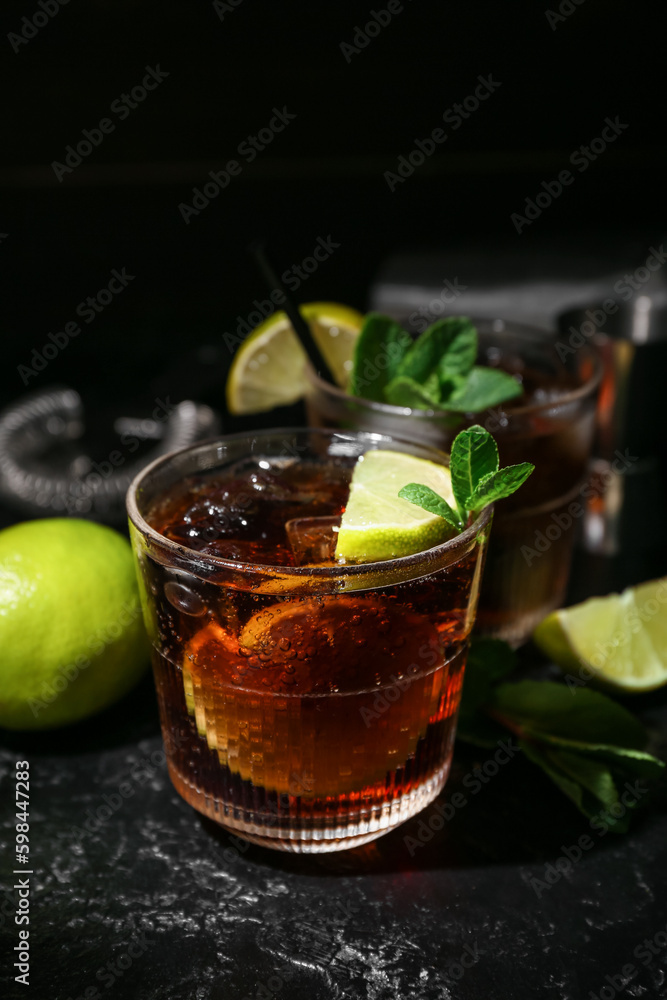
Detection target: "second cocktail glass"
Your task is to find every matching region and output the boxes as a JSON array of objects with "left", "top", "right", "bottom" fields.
[{"left": 306, "top": 318, "right": 601, "bottom": 644}]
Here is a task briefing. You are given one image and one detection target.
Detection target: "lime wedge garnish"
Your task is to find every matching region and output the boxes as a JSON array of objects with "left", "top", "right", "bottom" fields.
[
  {"left": 533, "top": 577, "right": 667, "bottom": 692},
  {"left": 335, "top": 450, "right": 457, "bottom": 563},
  {"left": 225, "top": 302, "right": 363, "bottom": 415}
]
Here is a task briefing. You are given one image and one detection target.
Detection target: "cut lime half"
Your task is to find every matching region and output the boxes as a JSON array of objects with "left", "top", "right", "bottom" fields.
[
  {"left": 335, "top": 450, "right": 457, "bottom": 563},
  {"left": 533, "top": 577, "right": 667, "bottom": 692}
]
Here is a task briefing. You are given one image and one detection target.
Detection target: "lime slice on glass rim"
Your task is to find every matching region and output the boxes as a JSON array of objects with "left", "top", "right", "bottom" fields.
[
  {"left": 335, "top": 450, "right": 458, "bottom": 563},
  {"left": 533, "top": 577, "right": 667, "bottom": 693},
  {"left": 225, "top": 301, "right": 363, "bottom": 415}
]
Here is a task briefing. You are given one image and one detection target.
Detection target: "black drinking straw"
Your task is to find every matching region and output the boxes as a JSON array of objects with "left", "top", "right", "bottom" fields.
[{"left": 250, "top": 241, "right": 334, "bottom": 383}]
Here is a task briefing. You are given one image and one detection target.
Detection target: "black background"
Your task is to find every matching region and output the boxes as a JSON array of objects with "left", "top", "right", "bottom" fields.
[{"left": 0, "top": 0, "right": 664, "bottom": 418}]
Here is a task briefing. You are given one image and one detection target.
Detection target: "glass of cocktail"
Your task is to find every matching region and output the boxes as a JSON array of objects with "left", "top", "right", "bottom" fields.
[
  {"left": 127, "top": 429, "right": 493, "bottom": 852},
  {"left": 305, "top": 318, "right": 601, "bottom": 645}
]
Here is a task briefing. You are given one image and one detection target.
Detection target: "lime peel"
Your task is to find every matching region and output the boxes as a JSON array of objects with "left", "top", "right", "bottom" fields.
[
  {"left": 533, "top": 577, "right": 667, "bottom": 693},
  {"left": 226, "top": 302, "right": 363, "bottom": 415},
  {"left": 335, "top": 450, "right": 457, "bottom": 563},
  {"left": 0, "top": 518, "right": 149, "bottom": 729}
]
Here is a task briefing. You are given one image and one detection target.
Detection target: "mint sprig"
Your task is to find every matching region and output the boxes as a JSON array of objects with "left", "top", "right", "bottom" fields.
[
  {"left": 350, "top": 314, "right": 522, "bottom": 412},
  {"left": 457, "top": 638, "right": 665, "bottom": 832},
  {"left": 349, "top": 313, "right": 413, "bottom": 402},
  {"left": 398, "top": 424, "right": 534, "bottom": 526}
]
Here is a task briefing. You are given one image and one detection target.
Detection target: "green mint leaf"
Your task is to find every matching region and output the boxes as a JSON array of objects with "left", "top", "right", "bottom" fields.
[
  {"left": 467, "top": 463, "right": 535, "bottom": 512},
  {"left": 526, "top": 733, "right": 665, "bottom": 783},
  {"left": 456, "top": 715, "right": 510, "bottom": 748},
  {"left": 396, "top": 317, "right": 477, "bottom": 388},
  {"left": 518, "top": 739, "right": 632, "bottom": 827},
  {"left": 398, "top": 483, "right": 463, "bottom": 531},
  {"left": 490, "top": 681, "right": 648, "bottom": 750},
  {"left": 467, "top": 636, "right": 518, "bottom": 681},
  {"left": 452, "top": 636, "right": 662, "bottom": 830},
  {"left": 349, "top": 313, "right": 412, "bottom": 401},
  {"left": 443, "top": 366, "right": 523, "bottom": 413},
  {"left": 384, "top": 374, "right": 441, "bottom": 409},
  {"left": 457, "top": 636, "right": 516, "bottom": 742},
  {"left": 450, "top": 424, "right": 499, "bottom": 514},
  {"left": 519, "top": 736, "right": 660, "bottom": 831},
  {"left": 436, "top": 318, "right": 478, "bottom": 378}
]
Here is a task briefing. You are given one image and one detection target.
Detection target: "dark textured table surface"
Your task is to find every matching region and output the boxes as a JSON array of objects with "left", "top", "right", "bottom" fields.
[
  {"left": 2, "top": 586, "right": 667, "bottom": 1000},
  {"left": 1, "top": 367, "right": 666, "bottom": 1000}
]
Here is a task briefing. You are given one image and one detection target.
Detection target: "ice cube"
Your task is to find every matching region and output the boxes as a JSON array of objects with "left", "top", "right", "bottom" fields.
[{"left": 285, "top": 516, "right": 340, "bottom": 566}]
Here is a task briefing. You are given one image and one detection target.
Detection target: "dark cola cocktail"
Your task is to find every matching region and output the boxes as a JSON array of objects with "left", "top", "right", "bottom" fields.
[{"left": 127, "top": 430, "right": 491, "bottom": 852}]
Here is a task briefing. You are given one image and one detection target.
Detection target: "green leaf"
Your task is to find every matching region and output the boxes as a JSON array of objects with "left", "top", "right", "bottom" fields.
[
  {"left": 384, "top": 375, "right": 441, "bottom": 409},
  {"left": 449, "top": 424, "right": 499, "bottom": 514},
  {"left": 528, "top": 733, "right": 665, "bottom": 782},
  {"left": 467, "top": 463, "right": 535, "bottom": 512},
  {"left": 398, "top": 483, "right": 463, "bottom": 531},
  {"left": 491, "top": 681, "right": 648, "bottom": 750},
  {"left": 519, "top": 736, "right": 657, "bottom": 832},
  {"left": 458, "top": 637, "right": 518, "bottom": 736},
  {"left": 443, "top": 366, "right": 523, "bottom": 413},
  {"left": 465, "top": 636, "right": 517, "bottom": 689},
  {"left": 396, "top": 317, "right": 477, "bottom": 387},
  {"left": 519, "top": 739, "right": 632, "bottom": 827},
  {"left": 545, "top": 747, "right": 619, "bottom": 807},
  {"left": 349, "top": 314, "right": 412, "bottom": 401},
  {"left": 456, "top": 715, "right": 510, "bottom": 748}
]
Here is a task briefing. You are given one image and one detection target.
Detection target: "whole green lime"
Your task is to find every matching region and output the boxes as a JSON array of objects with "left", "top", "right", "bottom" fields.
[{"left": 0, "top": 518, "right": 149, "bottom": 730}]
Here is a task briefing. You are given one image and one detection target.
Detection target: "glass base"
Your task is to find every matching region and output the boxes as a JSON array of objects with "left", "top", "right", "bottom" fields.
[{"left": 168, "top": 759, "right": 450, "bottom": 853}]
